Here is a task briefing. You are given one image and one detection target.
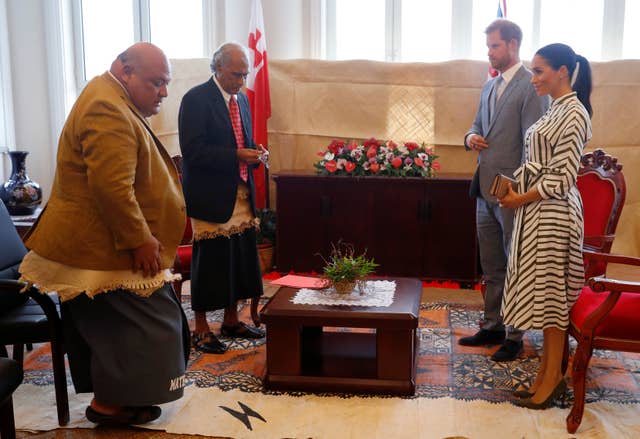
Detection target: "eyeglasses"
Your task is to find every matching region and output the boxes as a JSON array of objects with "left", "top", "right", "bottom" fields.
[{"left": 228, "top": 71, "right": 249, "bottom": 80}]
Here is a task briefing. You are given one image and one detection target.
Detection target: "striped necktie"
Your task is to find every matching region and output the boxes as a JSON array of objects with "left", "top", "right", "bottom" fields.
[{"left": 229, "top": 95, "right": 248, "bottom": 182}]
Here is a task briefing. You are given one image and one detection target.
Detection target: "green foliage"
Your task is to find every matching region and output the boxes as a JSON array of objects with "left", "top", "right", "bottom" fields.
[
  {"left": 321, "top": 241, "right": 378, "bottom": 283},
  {"left": 256, "top": 208, "right": 276, "bottom": 245}
]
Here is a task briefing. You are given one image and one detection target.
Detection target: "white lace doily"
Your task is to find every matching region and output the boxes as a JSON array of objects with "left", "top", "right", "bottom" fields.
[{"left": 291, "top": 280, "right": 396, "bottom": 307}]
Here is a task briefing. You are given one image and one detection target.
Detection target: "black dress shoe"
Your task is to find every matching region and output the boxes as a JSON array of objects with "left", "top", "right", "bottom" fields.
[
  {"left": 220, "top": 322, "right": 265, "bottom": 339},
  {"left": 516, "top": 379, "right": 567, "bottom": 410},
  {"left": 490, "top": 339, "right": 523, "bottom": 362},
  {"left": 86, "top": 405, "right": 161, "bottom": 425},
  {"left": 458, "top": 329, "right": 506, "bottom": 346},
  {"left": 192, "top": 332, "right": 227, "bottom": 354}
]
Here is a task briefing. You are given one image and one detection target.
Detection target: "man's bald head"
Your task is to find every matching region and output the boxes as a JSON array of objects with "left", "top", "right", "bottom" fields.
[{"left": 110, "top": 43, "right": 171, "bottom": 117}]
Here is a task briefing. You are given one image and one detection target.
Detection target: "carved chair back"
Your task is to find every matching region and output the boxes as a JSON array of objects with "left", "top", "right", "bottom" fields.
[{"left": 576, "top": 149, "right": 626, "bottom": 278}]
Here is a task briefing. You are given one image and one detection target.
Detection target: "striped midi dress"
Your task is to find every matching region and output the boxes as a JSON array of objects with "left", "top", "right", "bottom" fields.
[{"left": 502, "top": 92, "right": 592, "bottom": 331}]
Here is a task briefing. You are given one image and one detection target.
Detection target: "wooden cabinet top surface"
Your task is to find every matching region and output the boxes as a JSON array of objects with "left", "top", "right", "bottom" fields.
[{"left": 273, "top": 170, "right": 473, "bottom": 181}]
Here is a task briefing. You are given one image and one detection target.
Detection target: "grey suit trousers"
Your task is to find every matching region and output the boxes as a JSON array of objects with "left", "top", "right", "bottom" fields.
[{"left": 476, "top": 197, "right": 523, "bottom": 341}]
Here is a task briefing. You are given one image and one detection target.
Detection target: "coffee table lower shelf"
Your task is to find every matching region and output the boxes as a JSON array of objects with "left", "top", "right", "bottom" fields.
[{"left": 264, "top": 329, "right": 416, "bottom": 395}]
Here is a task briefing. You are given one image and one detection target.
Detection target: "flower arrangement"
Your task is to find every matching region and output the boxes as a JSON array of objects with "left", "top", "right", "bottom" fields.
[
  {"left": 319, "top": 242, "right": 378, "bottom": 294},
  {"left": 314, "top": 137, "right": 440, "bottom": 177}
]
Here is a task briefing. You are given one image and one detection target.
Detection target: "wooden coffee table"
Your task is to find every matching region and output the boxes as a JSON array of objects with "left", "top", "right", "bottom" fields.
[{"left": 260, "top": 277, "right": 421, "bottom": 395}]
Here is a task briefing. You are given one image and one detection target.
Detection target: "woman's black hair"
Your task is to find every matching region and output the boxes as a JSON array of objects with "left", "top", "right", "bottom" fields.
[{"left": 536, "top": 43, "right": 593, "bottom": 117}]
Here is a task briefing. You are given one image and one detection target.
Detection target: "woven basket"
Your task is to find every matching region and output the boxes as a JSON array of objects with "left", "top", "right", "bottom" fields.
[{"left": 332, "top": 280, "right": 357, "bottom": 294}]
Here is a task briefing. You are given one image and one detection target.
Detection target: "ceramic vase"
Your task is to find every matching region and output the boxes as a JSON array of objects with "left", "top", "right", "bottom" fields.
[{"left": 0, "top": 151, "right": 42, "bottom": 215}]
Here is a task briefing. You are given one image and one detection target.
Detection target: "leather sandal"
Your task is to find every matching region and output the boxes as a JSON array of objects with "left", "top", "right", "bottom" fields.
[
  {"left": 220, "top": 322, "right": 265, "bottom": 339},
  {"left": 192, "top": 332, "right": 227, "bottom": 354},
  {"left": 85, "top": 405, "right": 161, "bottom": 425}
]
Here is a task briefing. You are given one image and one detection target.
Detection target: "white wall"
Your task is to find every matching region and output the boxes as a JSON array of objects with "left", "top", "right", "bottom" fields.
[{"left": 5, "top": 0, "right": 55, "bottom": 201}]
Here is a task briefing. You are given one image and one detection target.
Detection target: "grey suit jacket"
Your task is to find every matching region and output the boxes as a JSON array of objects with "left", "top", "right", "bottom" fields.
[{"left": 466, "top": 65, "right": 549, "bottom": 201}]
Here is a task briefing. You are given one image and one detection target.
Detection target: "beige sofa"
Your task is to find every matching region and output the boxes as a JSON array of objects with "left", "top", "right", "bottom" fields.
[{"left": 151, "top": 58, "right": 640, "bottom": 257}]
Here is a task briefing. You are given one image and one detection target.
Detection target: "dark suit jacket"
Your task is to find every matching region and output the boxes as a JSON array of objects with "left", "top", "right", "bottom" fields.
[{"left": 178, "top": 78, "right": 258, "bottom": 223}]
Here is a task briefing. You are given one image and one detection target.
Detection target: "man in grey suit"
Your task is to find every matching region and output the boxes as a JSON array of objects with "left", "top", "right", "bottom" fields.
[{"left": 459, "top": 19, "right": 548, "bottom": 361}]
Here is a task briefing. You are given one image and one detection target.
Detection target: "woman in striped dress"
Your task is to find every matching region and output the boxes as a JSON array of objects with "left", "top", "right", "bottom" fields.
[{"left": 498, "top": 43, "right": 593, "bottom": 409}]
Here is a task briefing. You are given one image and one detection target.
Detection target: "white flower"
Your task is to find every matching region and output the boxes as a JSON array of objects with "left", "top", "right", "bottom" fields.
[
  {"left": 337, "top": 158, "right": 347, "bottom": 170},
  {"left": 397, "top": 145, "right": 409, "bottom": 154},
  {"left": 324, "top": 152, "right": 335, "bottom": 161}
]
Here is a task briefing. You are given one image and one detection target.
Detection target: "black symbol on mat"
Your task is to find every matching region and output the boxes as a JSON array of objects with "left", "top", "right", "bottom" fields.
[{"left": 219, "top": 401, "right": 267, "bottom": 431}]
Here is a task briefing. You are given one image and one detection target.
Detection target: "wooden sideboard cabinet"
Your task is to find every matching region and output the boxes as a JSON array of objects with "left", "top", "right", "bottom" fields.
[{"left": 273, "top": 171, "right": 479, "bottom": 283}]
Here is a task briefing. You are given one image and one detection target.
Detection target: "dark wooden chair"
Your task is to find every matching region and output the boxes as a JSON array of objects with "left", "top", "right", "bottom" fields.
[
  {"left": 576, "top": 148, "right": 626, "bottom": 279},
  {"left": 0, "top": 200, "right": 69, "bottom": 426},
  {"left": 567, "top": 250, "right": 640, "bottom": 433},
  {"left": 0, "top": 357, "right": 22, "bottom": 439}
]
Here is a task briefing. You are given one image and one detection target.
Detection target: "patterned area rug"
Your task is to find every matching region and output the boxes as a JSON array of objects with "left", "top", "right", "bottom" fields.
[{"left": 14, "top": 299, "right": 640, "bottom": 438}]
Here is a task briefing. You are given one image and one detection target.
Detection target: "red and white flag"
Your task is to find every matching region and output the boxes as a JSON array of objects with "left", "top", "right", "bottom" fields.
[{"left": 247, "top": 0, "right": 271, "bottom": 208}]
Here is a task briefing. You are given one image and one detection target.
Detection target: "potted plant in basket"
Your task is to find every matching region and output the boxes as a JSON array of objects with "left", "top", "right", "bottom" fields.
[
  {"left": 256, "top": 208, "right": 276, "bottom": 273},
  {"left": 320, "top": 242, "right": 378, "bottom": 294}
]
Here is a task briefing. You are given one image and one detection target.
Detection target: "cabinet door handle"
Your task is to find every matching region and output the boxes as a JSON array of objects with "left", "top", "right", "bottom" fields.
[{"left": 321, "top": 196, "right": 332, "bottom": 217}]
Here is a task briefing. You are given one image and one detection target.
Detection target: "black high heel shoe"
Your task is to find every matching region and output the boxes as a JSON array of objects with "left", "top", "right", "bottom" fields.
[{"left": 516, "top": 379, "right": 567, "bottom": 410}]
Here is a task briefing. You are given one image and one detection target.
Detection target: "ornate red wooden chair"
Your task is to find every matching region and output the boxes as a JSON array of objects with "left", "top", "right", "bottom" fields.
[
  {"left": 567, "top": 250, "right": 640, "bottom": 433},
  {"left": 566, "top": 149, "right": 629, "bottom": 433},
  {"left": 576, "top": 148, "right": 626, "bottom": 279}
]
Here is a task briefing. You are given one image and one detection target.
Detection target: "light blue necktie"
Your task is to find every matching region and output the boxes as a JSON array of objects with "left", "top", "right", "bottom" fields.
[{"left": 489, "top": 76, "right": 503, "bottom": 122}]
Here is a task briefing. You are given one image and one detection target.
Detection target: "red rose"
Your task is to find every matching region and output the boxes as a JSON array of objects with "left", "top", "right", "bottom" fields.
[
  {"left": 366, "top": 147, "right": 378, "bottom": 159},
  {"left": 391, "top": 157, "right": 403, "bottom": 168},
  {"left": 387, "top": 140, "right": 398, "bottom": 148},
  {"left": 404, "top": 141, "right": 419, "bottom": 151},
  {"left": 328, "top": 143, "right": 340, "bottom": 154},
  {"left": 346, "top": 140, "right": 358, "bottom": 151},
  {"left": 414, "top": 158, "right": 424, "bottom": 167},
  {"left": 432, "top": 161, "right": 441, "bottom": 170},
  {"left": 325, "top": 160, "right": 337, "bottom": 172},
  {"left": 370, "top": 162, "right": 380, "bottom": 173},
  {"left": 363, "top": 137, "right": 382, "bottom": 148},
  {"left": 344, "top": 161, "right": 356, "bottom": 172}
]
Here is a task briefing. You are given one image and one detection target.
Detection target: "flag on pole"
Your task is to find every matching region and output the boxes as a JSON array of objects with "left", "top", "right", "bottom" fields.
[
  {"left": 247, "top": 0, "right": 271, "bottom": 208},
  {"left": 489, "top": 0, "right": 508, "bottom": 78},
  {"left": 497, "top": 0, "right": 506, "bottom": 18}
]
